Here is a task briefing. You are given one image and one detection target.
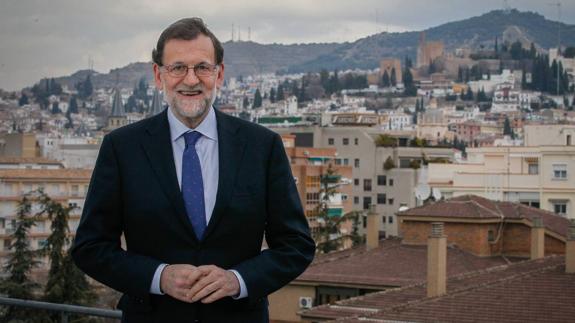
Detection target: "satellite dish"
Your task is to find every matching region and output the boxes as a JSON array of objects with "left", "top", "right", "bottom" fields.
[
  {"left": 432, "top": 188, "right": 443, "bottom": 201},
  {"left": 415, "top": 184, "right": 431, "bottom": 201}
]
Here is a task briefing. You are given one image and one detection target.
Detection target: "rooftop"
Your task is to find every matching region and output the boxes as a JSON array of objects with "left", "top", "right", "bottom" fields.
[
  {"left": 308, "top": 256, "right": 574, "bottom": 323},
  {"left": 398, "top": 195, "right": 571, "bottom": 239}
]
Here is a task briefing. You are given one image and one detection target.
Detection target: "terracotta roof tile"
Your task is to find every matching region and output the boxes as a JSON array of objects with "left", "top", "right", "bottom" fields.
[
  {"left": 0, "top": 169, "right": 92, "bottom": 179},
  {"left": 0, "top": 157, "right": 63, "bottom": 165},
  {"left": 398, "top": 195, "right": 571, "bottom": 238},
  {"left": 297, "top": 239, "right": 514, "bottom": 288},
  {"left": 303, "top": 256, "right": 572, "bottom": 322},
  {"left": 331, "top": 256, "right": 573, "bottom": 323}
]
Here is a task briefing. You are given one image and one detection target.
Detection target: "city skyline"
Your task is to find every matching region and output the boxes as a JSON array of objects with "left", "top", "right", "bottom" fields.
[{"left": 1, "top": 0, "right": 575, "bottom": 91}]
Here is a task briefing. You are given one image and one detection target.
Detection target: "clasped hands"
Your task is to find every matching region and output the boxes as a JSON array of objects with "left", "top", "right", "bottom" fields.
[{"left": 160, "top": 264, "right": 240, "bottom": 303}]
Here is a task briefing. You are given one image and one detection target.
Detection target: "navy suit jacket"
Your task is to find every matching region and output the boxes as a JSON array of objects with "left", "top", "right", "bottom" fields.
[{"left": 72, "top": 109, "right": 315, "bottom": 323}]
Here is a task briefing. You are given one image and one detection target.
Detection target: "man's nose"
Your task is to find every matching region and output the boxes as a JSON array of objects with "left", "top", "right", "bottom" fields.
[{"left": 182, "top": 68, "right": 200, "bottom": 85}]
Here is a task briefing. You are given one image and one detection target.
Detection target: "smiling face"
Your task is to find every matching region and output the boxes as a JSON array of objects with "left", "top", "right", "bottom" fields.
[{"left": 153, "top": 35, "right": 224, "bottom": 128}]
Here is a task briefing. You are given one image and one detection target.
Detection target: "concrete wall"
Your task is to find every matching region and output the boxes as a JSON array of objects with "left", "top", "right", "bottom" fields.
[{"left": 269, "top": 284, "right": 315, "bottom": 323}]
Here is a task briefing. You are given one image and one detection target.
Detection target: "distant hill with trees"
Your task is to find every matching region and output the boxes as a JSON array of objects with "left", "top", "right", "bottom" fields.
[{"left": 27, "top": 9, "right": 575, "bottom": 90}]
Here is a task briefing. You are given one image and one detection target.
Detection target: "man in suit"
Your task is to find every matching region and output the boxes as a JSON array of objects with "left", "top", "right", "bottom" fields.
[{"left": 71, "top": 18, "right": 315, "bottom": 323}]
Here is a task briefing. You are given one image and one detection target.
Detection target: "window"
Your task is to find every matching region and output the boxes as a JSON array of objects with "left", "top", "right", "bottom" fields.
[
  {"left": 388, "top": 198, "right": 394, "bottom": 205},
  {"left": 363, "top": 215, "right": 367, "bottom": 228},
  {"left": 354, "top": 178, "right": 359, "bottom": 186},
  {"left": 488, "top": 230, "right": 495, "bottom": 242},
  {"left": 354, "top": 196, "right": 359, "bottom": 204},
  {"left": 328, "top": 138, "right": 334, "bottom": 145},
  {"left": 553, "top": 164, "right": 567, "bottom": 179},
  {"left": 306, "top": 176, "right": 321, "bottom": 188},
  {"left": 335, "top": 159, "right": 342, "bottom": 165},
  {"left": 552, "top": 201, "right": 568, "bottom": 216},
  {"left": 354, "top": 159, "right": 360, "bottom": 168},
  {"left": 343, "top": 138, "right": 349, "bottom": 145},
  {"left": 377, "top": 193, "right": 387, "bottom": 204},
  {"left": 306, "top": 193, "right": 320, "bottom": 204},
  {"left": 377, "top": 175, "right": 387, "bottom": 186},
  {"left": 363, "top": 179, "right": 372, "bottom": 192},
  {"left": 71, "top": 185, "right": 79, "bottom": 197},
  {"left": 389, "top": 179, "right": 394, "bottom": 186},
  {"left": 341, "top": 194, "right": 348, "bottom": 201},
  {"left": 388, "top": 216, "right": 394, "bottom": 224},
  {"left": 343, "top": 158, "right": 349, "bottom": 166},
  {"left": 568, "top": 135, "right": 572, "bottom": 146},
  {"left": 363, "top": 197, "right": 372, "bottom": 210},
  {"left": 354, "top": 138, "right": 359, "bottom": 145},
  {"left": 528, "top": 163, "right": 539, "bottom": 175}
]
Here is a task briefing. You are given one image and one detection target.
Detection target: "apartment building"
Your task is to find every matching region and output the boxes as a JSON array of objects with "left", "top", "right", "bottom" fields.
[
  {"left": 273, "top": 126, "right": 453, "bottom": 236},
  {"left": 428, "top": 144, "right": 575, "bottom": 218},
  {"left": 0, "top": 167, "right": 92, "bottom": 267}
]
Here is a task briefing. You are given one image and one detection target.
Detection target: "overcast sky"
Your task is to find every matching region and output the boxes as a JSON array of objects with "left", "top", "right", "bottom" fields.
[{"left": 1, "top": 0, "right": 574, "bottom": 91}]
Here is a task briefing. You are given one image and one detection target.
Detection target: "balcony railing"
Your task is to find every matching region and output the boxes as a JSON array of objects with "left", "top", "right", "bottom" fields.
[{"left": 0, "top": 296, "right": 121, "bottom": 322}]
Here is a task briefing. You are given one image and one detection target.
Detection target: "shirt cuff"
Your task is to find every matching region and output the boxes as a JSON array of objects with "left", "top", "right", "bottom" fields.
[
  {"left": 229, "top": 269, "right": 248, "bottom": 299},
  {"left": 150, "top": 263, "right": 168, "bottom": 295}
]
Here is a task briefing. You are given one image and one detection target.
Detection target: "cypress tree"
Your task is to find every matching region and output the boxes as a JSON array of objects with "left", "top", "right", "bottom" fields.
[
  {"left": 252, "top": 89, "right": 263, "bottom": 109},
  {"left": 0, "top": 194, "right": 40, "bottom": 321},
  {"left": 38, "top": 192, "right": 95, "bottom": 308}
]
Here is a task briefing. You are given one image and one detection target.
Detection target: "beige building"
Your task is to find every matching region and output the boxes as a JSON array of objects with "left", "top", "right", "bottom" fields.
[
  {"left": 379, "top": 58, "right": 402, "bottom": 84},
  {"left": 272, "top": 126, "right": 453, "bottom": 237},
  {"left": 0, "top": 167, "right": 92, "bottom": 268},
  {"left": 416, "top": 32, "right": 444, "bottom": 68},
  {"left": 428, "top": 144, "right": 575, "bottom": 219},
  {"left": 0, "top": 133, "right": 40, "bottom": 158}
]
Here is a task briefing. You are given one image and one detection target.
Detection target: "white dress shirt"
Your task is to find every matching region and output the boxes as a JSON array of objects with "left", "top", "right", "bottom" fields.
[{"left": 149, "top": 106, "right": 247, "bottom": 299}]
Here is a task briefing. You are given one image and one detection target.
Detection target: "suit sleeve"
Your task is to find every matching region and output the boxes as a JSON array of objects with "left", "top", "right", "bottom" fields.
[
  {"left": 232, "top": 133, "right": 315, "bottom": 300},
  {"left": 71, "top": 134, "right": 162, "bottom": 296}
]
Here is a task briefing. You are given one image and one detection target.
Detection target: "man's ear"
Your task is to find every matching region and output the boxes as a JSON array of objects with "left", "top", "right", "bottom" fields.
[{"left": 153, "top": 64, "right": 163, "bottom": 90}]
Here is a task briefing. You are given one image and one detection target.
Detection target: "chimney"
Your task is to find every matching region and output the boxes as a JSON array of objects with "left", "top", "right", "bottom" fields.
[
  {"left": 366, "top": 205, "right": 380, "bottom": 250},
  {"left": 566, "top": 219, "right": 575, "bottom": 274},
  {"left": 427, "top": 222, "right": 447, "bottom": 298},
  {"left": 531, "top": 217, "right": 545, "bottom": 260}
]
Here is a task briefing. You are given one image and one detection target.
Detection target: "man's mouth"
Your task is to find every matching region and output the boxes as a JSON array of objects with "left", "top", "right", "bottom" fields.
[{"left": 177, "top": 89, "right": 203, "bottom": 97}]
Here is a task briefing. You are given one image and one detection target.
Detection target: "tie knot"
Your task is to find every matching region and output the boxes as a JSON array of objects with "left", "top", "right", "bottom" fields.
[{"left": 184, "top": 131, "right": 202, "bottom": 148}]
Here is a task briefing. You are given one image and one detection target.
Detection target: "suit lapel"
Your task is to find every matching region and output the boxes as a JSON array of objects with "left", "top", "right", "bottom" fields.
[
  {"left": 141, "top": 110, "right": 198, "bottom": 242},
  {"left": 204, "top": 109, "right": 246, "bottom": 239}
]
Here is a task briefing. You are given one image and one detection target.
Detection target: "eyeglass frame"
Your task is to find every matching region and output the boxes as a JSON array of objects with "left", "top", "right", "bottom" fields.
[{"left": 159, "top": 62, "right": 220, "bottom": 78}]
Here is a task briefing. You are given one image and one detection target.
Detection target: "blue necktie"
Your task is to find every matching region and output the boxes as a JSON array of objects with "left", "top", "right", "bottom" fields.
[{"left": 182, "top": 131, "right": 206, "bottom": 240}]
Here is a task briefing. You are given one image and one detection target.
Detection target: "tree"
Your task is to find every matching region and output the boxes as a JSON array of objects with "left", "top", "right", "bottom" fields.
[
  {"left": 381, "top": 70, "right": 390, "bottom": 88},
  {"left": 252, "top": 89, "right": 262, "bottom": 109},
  {"left": 68, "top": 95, "right": 79, "bottom": 114},
  {"left": 313, "top": 165, "right": 362, "bottom": 254},
  {"left": 37, "top": 192, "right": 95, "bottom": 308},
  {"left": 18, "top": 93, "right": 29, "bottom": 106},
  {"left": 383, "top": 156, "right": 396, "bottom": 170},
  {"left": 51, "top": 101, "right": 61, "bottom": 114},
  {"left": 242, "top": 96, "right": 249, "bottom": 109},
  {"left": 0, "top": 194, "right": 40, "bottom": 321},
  {"left": 376, "top": 134, "right": 397, "bottom": 147},
  {"left": 403, "top": 67, "right": 416, "bottom": 96},
  {"left": 269, "top": 87, "right": 276, "bottom": 103},
  {"left": 503, "top": 117, "right": 512, "bottom": 136},
  {"left": 390, "top": 68, "right": 397, "bottom": 87}
]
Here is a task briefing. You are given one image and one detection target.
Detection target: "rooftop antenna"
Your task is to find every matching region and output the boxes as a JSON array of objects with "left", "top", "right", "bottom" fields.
[
  {"left": 238, "top": 26, "right": 241, "bottom": 42},
  {"left": 248, "top": 26, "right": 251, "bottom": 41},
  {"left": 503, "top": 0, "right": 511, "bottom": 14},
  {"left": 549, "top": 1, "right": 562, "bottom": 95},
  {"left": 231, "top": 23, "right": 235, "bottom": 42}
]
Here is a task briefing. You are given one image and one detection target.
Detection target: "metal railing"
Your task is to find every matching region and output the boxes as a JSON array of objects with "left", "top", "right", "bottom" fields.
[{"left": 0, "top": 296, "right": 122, "bottom": 323}]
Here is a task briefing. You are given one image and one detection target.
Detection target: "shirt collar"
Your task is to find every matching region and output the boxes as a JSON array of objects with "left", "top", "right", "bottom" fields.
[{"left": 167, "top": 106, "right": 218, "bottom": 143}]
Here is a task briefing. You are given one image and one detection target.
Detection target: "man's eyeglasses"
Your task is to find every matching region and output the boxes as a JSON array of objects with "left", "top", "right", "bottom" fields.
[{"left": 161, "top": 63, "right": 219, "bottom": 78}]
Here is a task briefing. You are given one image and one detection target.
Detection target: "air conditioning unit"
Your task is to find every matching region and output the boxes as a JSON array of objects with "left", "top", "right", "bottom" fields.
[{"left": 299, "top": 296, "right": 313, "bottom": 309}]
